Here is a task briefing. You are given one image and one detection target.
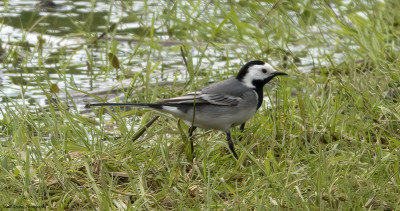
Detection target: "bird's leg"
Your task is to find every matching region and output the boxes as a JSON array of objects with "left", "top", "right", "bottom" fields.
[
  {"left": 226, "top": 130, "right": 239, "bottom": 159},
  {"left": 238, "top": 122, "right": 246, "bottom": 141},
  {"left": 188, "top": 126, "right": 197, "bottom": 157},
  {"left": 240, "top": 122, "right": 245, "bottom": 133}
]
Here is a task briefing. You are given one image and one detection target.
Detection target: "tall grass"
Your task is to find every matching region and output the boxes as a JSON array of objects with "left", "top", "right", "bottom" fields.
[{"left": 0, "top": 0, "right": 399, "bottom": 209}]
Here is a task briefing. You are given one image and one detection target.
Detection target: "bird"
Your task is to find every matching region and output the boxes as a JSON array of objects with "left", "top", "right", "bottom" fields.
[{"left": 89, "top": 61, "right": 287, "bottom": 159}]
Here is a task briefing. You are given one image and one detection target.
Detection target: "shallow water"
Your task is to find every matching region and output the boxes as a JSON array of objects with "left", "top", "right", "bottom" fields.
[{"left": 0, "top": 0, "right": 348, "bottom": 115}]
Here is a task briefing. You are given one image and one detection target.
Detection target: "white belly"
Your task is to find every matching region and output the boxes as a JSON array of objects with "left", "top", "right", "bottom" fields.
[
  {"left": 162, "top": 104, "right": 257, "bottom": 131},
  {"left": 160, "top": 90, "right": 259, "bottom": 131}
]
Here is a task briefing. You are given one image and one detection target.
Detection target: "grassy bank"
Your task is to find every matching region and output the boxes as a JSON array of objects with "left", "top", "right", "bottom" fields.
[{"left": 0, "top": 0, "right": 399, "bottom": 209}]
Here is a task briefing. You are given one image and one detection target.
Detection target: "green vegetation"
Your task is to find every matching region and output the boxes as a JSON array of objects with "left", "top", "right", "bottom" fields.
[{"left": 1, "top": 0, "right": 399, "bottom": 209}]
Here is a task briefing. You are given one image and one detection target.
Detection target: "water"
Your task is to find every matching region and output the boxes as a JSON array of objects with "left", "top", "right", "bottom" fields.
[{"left": 0, "top": 0, "right": 348, "bottom": 116}]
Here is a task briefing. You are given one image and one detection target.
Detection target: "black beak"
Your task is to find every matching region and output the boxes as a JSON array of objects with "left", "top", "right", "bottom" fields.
[
  {"left": 272, "top": 71, "right": 288, "bottom": 76},
  {"left": 261, "top": 71, "right": 288, "bottom": 85}
]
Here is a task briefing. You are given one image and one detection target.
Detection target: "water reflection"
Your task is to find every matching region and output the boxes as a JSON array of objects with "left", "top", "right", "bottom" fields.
[{"left": 0, "top": 0, "right": 345, "bottom": 113}]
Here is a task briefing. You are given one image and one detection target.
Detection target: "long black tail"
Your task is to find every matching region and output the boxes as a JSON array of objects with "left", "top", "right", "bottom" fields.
[{"left": 89, "top": 103, "right": 163, "bottom": 109}]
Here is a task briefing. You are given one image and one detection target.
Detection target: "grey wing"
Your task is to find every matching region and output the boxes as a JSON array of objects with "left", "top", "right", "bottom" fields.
[
  {"left": 156, "top": 78, "right": 249, "bottom": 106},
  {"left": 201, "top": 78, "right": 251, "bottom": 97},
  {"left": 157, "top": 91, "right": 241, "bottom": 106}
]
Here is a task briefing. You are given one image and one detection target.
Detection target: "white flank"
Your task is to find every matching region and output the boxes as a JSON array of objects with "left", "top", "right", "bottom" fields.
[
  {"left": 169, "top": 96, "right": 194, "bottom": 101},
  {"left": 161, "top": 106, "right": 181, "bottom": 114}
]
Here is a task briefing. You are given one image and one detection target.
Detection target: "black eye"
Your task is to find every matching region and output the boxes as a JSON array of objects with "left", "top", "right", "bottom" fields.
[{"left": 262, "top": 69, "right": 267, "bottom": 73}]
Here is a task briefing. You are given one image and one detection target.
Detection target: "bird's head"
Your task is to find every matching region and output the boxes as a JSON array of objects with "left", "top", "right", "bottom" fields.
[{"left": 236, "top": 61, "right": 287, "bottom": 88}]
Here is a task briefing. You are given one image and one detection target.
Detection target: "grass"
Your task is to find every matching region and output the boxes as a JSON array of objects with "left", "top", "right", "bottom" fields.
[{"left": 1, "top": 0, "right": 400, "bottom": 209}]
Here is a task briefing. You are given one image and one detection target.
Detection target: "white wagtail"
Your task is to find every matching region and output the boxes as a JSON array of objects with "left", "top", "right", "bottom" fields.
[{"left": 90, "top": 61, "right": 287, "bottom": 159}]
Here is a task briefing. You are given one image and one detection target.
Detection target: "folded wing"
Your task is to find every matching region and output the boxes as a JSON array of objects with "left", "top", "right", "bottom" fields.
[{"left": 157, "top": 91, "right": 240, "bottom": 106}]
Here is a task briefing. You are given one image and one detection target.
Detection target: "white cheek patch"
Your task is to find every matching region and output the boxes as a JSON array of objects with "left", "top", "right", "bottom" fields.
[
  {"left": 241, "top": 72, "right": 257, "bottom": 88},
  {"left": 241, "top": 65, "right": 266, "bottom": 88},
  {"left": 241, "top": 64, "right": 278, "bottom": 88}
]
